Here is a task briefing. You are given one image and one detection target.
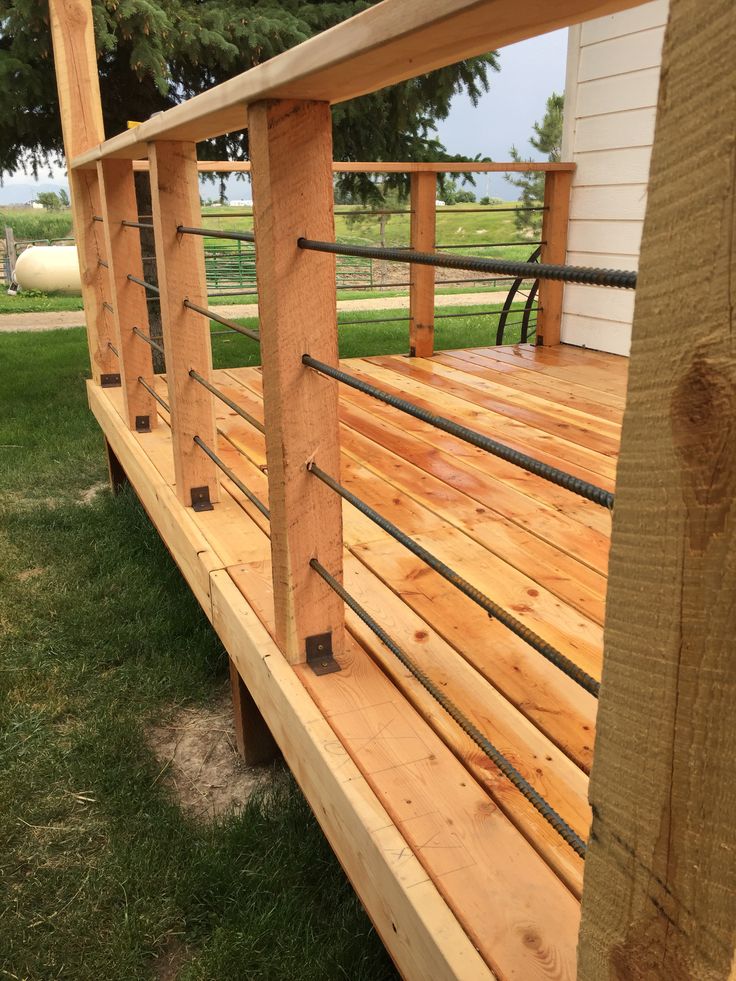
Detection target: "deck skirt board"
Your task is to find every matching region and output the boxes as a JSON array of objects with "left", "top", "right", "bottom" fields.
[{"left": 89, "top": 344, "right": 628, "bottom": 981}]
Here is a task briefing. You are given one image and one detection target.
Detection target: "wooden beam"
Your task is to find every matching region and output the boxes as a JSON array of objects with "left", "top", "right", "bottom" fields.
[
  {"left": 72, "top": 0, "right": 644, "bottom": 167},
  {"left": 228, "top": 658, "right": 279, "bottom": 765},
  {"left": 536, "top": 170, "right": 572, "bottom": 347},
  {"left": 249, "top": 99, "right": 345, "bottom": 664},
  {"left": 98, "top": 159, "right": 159, "bottom": 431},
  {"left": 409, "top": 172, "right": 437, "bottom": 358},
  {"left": 132, "top": 159, "right": 576, "bottom": 174},
  {"left": 149, "top": 141, "right": 219, "bottom": 509},
  {"left": 578, "top": 1, "right": 736, "bottom": 977},
  {"left": 48, "top": 0, "right": 117, "bottom": 384}
]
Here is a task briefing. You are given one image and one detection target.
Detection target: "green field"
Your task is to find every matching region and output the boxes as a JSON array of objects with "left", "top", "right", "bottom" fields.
[
  {"left": 0, "top": 206, "right": 73, "bottom": 242},
  {"left": 0, "top": 307, "right": 516, "bottom": 978},
  {"left": 1, "top": 201, "right": 536, "bottom": 314},
  {"left": 201, "top": 201, "right": 538, "bottom": 260}
]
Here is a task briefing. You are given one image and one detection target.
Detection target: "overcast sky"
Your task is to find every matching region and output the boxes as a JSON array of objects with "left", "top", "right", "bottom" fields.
[{"left": 0, "top": 29, "right": 568, "bottom": 205}]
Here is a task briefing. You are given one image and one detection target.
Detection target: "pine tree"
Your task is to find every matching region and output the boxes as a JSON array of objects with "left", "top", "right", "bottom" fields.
[
  {"left": 1, "top": 1, "right": 497, "bottom": 369},
  {"left": 0, "top": 0, "right": 498, "bottom": 186},
  {"left": 506, "top": 92, "right": 564, "bottom": 236}
]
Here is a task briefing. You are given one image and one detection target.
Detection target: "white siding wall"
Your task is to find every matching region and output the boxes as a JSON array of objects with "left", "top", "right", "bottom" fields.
[{"left": 560, "top": 0, "right": 669, "bottom": 356}]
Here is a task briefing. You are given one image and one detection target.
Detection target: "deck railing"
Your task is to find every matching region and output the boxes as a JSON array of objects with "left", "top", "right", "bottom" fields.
[
  {"left": 80, "top": 150, "right": 634, "bottom": 846},
  {"left": 48, "top": 0, "right": 648, "bottom": 973}
]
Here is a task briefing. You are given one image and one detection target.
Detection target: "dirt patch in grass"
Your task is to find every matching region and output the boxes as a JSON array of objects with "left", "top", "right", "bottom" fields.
[
  {"left": 16, "top": 566, "right": 46, "bottom": 581},
  {"left": 153, "top": 937, "right": 190, "bottom": 981},
  {"left": 79, "top": 481, "right": 108, "bottom": 505},
  {"left": 148, "top": 692, "right": 274, "bottom": 820}
]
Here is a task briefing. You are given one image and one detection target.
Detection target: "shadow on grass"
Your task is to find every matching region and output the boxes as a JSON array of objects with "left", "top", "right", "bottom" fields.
[{"left": 0, "top": 328, "right": 396, "bottom": 980}]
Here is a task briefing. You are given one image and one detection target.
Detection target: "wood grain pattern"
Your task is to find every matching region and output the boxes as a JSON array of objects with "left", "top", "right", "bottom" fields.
[
  {"left": 47, "top": 0, "right": 115, "bottom": 383},
  {"left": 70, "top": 0, "right": 644, "bottom": 167},
  {"left": 578, "top": 1, "right": 736, "bottom": 977},
  {"left": 149, "top": 140, "right": 219, "bottom": 508},
  {"left": 409, "top": 172, "right": 437, "bottom": 358},
  {"left": 88, "top": 341, "right": 628, "bottom": 979},
  {"left": 249, "top": 100, "right": 345, "bottom": 664},
  {"left": 537, "top": 171, "right": 573, "bottom": 348},
  {"left": 228, "top": 657, "right": 279, "bottom": 764},
  {"left": 98, "top": 158, "right": 158, "bottom": 430}
]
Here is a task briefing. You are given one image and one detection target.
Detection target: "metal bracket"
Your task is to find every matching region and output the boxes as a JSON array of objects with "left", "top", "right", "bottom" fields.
[
  {"left": 190, "top": 486, "right": 214, "bottom": 512},
  {"left": 135, "top": 415, "right": 151, "bottom": 433},
  {"left": 100, "top": 373, "right": 121, "bottom": 388},
  {"left": 306, "top": 632, "right": 341, "bottom": 676}
]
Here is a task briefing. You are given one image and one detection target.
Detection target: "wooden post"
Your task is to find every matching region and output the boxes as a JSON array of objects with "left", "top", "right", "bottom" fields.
[
  {"left": 409, "top": 171, "right": 437, "bottom": 358},
  {"left": 578, "top": 1, "right": 736, "bottom": 977},
  {"left": 536, "top": 169, "right": 572, "bottom": 348},
  {"left": 48, "top": 0, "right": 118, "bottom": 385},
  {"left": 249, "top": 99, "right": 345, "bottom": 665},
  {"left": 98, "top": 159, "right": 158, "bottom": 432},
  {"left": 229, "top": 659, "right": 279, "bottom": 765},
  {"left": 5, "top": 227, "right": 16, "bottom": 283},
  {"left": 149, "top": 141, "right": 219, "bottom": 510}
]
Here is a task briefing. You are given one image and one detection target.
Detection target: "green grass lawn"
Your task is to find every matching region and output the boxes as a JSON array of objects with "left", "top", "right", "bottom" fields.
[{"left": 0, "top": 310, "right": 519, "bottom": 979}]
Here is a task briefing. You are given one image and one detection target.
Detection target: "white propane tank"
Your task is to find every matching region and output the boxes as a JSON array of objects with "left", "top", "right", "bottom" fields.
[{"left": 14, "top": 245, "right": 82, "bottom": 294}]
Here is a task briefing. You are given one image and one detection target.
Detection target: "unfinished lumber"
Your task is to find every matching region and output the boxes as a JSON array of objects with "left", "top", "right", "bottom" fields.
[
  {"left": 248, "top": 99, "right": 345, "bottom": 664},
  {"left": 536, "top": 171, "right": 573, "bottom": 348},
  {"left": 71, "top": 0, "right": 643, "bottom": 166},
  {"left": 409, "top": 172, "right": 437, "bottom": 357},
  {"left": 98, "top": 159, "right": 158, "bottom": 431},
  {"left": 48, "top": 0, "right": 115, "bottom": 384},
  {"left": 578, "top": 0, "right": 736, "bottom": 977},
  {"left": 149, "top": 141, "right": 219, "bottom": 509}
]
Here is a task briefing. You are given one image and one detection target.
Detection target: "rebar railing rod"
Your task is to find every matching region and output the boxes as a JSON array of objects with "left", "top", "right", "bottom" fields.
[
  {"left": 310, "top": 557, "right": 587, "bottom": 857},
  {"left": 177, "top": 225, "right": 255, "bottom": 243},
  {"left": 183, "top": 298, "right": 260, "bottom": 342},
  {"left": 298, "top": 239, "right": 637, "bottom": 290},
  {"left": 309, "top": 464, "right": 600, "bottom": 696},
  {"left": 122, "top": 220, "right": 155, "bottom": 230},
  {"left": 188, "top": 369, "right": 265, "bottom": 434},
  {"left": 303, "top": 355, "right": 614, "bottom": 510},
  {"left": 193, "top": 436, "right": 270, "bottom": 519},
  {"left": 138, "top": 377, "right": 169, "bottom": 412},
  {"left": 133, "top": 326, "right": 165, "bottom": 356},
  {"left": 127, "top": 274, "right": 160, "bottom": 295}
]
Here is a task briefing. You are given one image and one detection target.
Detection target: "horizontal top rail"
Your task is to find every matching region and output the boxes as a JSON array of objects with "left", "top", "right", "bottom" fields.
[
  {"left": 131, "top": 159, "right": 576, "bottom": 174},
  {"left": 71, "top": 0, "right": 641, "bottom": 169}
]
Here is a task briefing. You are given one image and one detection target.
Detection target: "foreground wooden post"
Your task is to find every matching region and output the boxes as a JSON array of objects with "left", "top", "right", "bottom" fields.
[
  {"left": 149, "top": 141, "right": 219, "bottom": 509},
  {"left": 536, "top": 169, "right": 572, "bottom": 347},
  {"left": 98, "top": 159, "right": 159, "bottom": 432},
  {"left": 578, "top": 1, "right": 736, "bottom": 977},
  {"left": 409, "top": 171, "right": 437, "bottom": 357},
  {"left": 48, "top": 0, "right": 118, "bottom": 386},
  {"left": 249, "top": 99, "right": 345, "bottom": 665}
]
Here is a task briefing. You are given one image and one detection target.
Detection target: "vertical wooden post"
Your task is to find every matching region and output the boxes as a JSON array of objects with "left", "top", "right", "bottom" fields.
[
  {"left": 536, "top": 169, "right": 572, "bottom": 348},
  {"left": 578, "top": 1, "right": 736, "bottom": 978},
  {"left": 5, "top": 227, "right": 17, "bottom": 283},
  {"left": 48, "top": 0, "right": 118, "bottom": 385},
  {"left": 98, "top": 159, "right": 158, "bottom": 432},
  {"left": 149, "top": 141, "right": 219, "bottom": 509},
  {"left": 249, "top": 99, "right": 345, "bottom": 665},
  {"left": 409, "top": 171, "right": 437, "bottom": 358},
  {"left": 229, "top": 659, "right": 279, "bottom": 765}
]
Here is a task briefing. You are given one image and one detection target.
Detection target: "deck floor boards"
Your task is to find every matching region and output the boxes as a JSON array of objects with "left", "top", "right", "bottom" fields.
[{"left": 96, "top": 343, "right": 628, "bottom": 980}]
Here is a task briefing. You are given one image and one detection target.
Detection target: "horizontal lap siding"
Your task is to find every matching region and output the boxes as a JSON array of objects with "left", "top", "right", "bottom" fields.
[{"left": 560, "top": 0, "right": 669, "bottom": 355}]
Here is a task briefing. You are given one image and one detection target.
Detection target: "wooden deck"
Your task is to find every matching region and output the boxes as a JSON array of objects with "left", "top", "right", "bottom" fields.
[{"left": 90, "top": 343, "right": 627, "bottom": 981}]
